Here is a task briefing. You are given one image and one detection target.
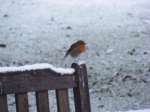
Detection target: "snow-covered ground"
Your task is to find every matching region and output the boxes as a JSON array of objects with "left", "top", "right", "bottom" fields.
[
  {"left": 126, "top": 109, "right": 150, "bottom": 112},
  {"left": 0, "top": 0, "right": 150, "bottom": 111}
]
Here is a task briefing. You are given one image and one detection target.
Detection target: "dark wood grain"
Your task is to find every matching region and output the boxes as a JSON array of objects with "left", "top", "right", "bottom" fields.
[
  {"left": 0, "top": 69, "right": 76, "bottom": 94},
  {"left": 0, "top": 95, "right": 8, "bottom": 112},
  {"left": 56, "top": 89, "right": 70, "bottom": 112},
  {"left": 36, "top": 90, "right": 49, "bottom": 112},
  {"left": 72, "top": 63, "right": 91, "bottom": 112},
  {"left": 15, "top": 93, "right": 29, "bottom": 112}
]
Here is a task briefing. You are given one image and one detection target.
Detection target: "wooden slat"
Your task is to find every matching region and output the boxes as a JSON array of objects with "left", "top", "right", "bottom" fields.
[
  {"left": 36, "top": 90, "right": 49, "bottom": 112},
  {"left": 56, "top": 89, "right": 69, "bottom": 112},
  {"left": 72, "top": 63, "right": 91, "bottom": 112},
  {"left": 0, "top": 95, "right": 8, "bottom": 112},
  {"left": 0, "top": 69, "right": 76, "bottom": 94},
  {"left": 15, "top": 93, "right": 29, "bottom": 112}
]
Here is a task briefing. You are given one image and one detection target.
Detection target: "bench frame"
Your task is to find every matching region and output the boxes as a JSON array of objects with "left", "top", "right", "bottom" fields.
[{"left": 0, "top": 63, "right": 91, "bottom": 112}]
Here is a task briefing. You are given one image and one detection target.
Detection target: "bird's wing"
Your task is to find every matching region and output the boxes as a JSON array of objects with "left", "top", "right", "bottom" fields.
[{"left": 64, "top": 42, "right": 79, "bottom": 58}]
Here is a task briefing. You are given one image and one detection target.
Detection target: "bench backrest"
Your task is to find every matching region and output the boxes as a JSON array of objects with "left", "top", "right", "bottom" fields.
[{"left": 0, "top": 63, "right": 91, "bottom": 112}]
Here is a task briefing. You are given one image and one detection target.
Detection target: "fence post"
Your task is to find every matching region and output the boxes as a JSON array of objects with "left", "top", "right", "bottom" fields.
[{"left": 72, "top": 63, "right": 91, "bottom": 112}]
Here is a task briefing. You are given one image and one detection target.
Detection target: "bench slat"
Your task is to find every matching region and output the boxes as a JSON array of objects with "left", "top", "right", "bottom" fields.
[
  {"left": 15, "top": 93, "right": 29, "bottom": 112},
  {"left": 0, "top": 70, "right": 76, "bottom": 94},
  {"left": 0, "top": 95, "right": 8, "bottom": 112},
  {"left": 36, "top": 90, "right": 49, "bottom": 112},
  {"left": 56, "top": 89, "right": 69, "bottom": 112}
]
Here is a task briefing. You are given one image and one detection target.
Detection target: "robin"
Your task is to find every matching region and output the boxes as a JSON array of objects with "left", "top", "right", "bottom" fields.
[{"left": 64, "top": 40, "right": 87, "bottom": 58}]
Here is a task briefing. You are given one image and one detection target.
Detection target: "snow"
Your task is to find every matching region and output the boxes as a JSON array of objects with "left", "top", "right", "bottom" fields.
[
  {"left": 106, "top": 48, "right": 114, "bottom": 54},
  {"left": 0, "top": 0, "right": 150, "bottom": 111},
  {"left": 0, "top": 63, "right": 75, "bottom": 75},
  {"left": 78, "top": 60, "right": 86, "bottom": 65},
  {"left": 125, "top": 109, "right": 150, "bottom": 112}
]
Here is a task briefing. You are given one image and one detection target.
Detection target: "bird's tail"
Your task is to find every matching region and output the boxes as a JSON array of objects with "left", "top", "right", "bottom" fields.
[
  {"left": 63, "top": 52, "right": 69, "bottom": 59},
  {"left": 61, "top": 53, "right": 68, "bottom": 67}
]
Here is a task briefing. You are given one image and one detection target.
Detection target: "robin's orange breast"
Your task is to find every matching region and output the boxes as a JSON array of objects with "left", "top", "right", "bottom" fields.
[{"left": 79, "top": 44, "right": 86, "bottom": 53}]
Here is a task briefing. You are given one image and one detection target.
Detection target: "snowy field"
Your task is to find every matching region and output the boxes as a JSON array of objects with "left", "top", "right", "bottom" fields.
[{"left": 0, "top": 0, "right": 150, "bottom": 111}]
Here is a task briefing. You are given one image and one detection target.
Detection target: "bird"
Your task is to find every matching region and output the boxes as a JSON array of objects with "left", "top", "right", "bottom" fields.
[{"left": 64, "top": 40, "right": 86, "bottom": 58}]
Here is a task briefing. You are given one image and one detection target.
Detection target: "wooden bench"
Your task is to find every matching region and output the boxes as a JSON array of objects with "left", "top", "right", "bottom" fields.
[{"left": 0, "top": 63, "right": 91, "bottom": 112}]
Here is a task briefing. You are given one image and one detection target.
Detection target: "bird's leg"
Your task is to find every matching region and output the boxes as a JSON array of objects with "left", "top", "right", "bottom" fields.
[
  {"left": 74, "top": 58, "right": 78, "bottom": 63},
  {"left": 61, "top": 57, "right": 68, "bottom": 68},
  {"left": 74, "top": 56, "right": 80, "bottom": 63}
]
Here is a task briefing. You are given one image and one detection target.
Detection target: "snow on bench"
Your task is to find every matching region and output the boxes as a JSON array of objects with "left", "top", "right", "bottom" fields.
[{"left": 0, "top": 63, "right": 75, "bottom": 75}]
